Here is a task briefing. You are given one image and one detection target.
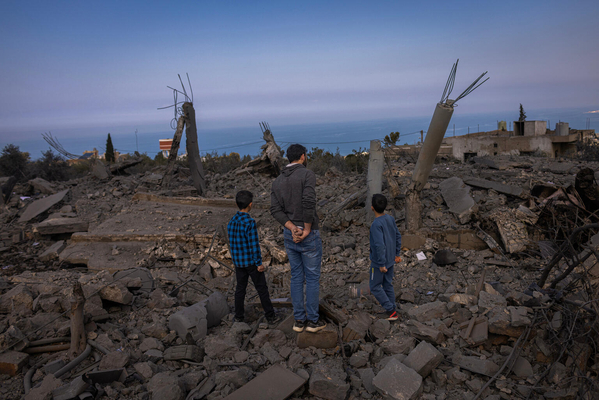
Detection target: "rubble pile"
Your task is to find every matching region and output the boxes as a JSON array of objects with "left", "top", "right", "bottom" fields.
[{"left": 0, "top": 154, "right": 598, "bottom": 400}]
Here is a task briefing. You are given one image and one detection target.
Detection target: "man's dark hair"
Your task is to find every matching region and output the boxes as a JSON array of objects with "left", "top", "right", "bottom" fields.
[
  {"left": 372, "top": 194, "right": 387, "bottom": 214},
  {"left": 286, "top": 144, "right": 307, "bottom": 163},
  {"left": 236, "top": 190, "right": 253, "bottom": 210}
]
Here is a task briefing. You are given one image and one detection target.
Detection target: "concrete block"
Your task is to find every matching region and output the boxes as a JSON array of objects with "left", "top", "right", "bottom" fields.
[
  {"left": 407, "top": 301, "right": 447, "bottom": 322},
  {"left": 0, "top": 350, "right": 29, "bottom": 376},
  {"left": 403, "top": 341, "right": 444, "bottom": 377},
  {"left": 99, "top": 282, "right": 133, "bottom": 304},
  {"left": 439, "top": 177, "right": 476, "bottom": 224},
  {"left": 309, "top": 359, "right": 350, "bottom": 400},
  {"left": 453, "top": 354, "right": 500, "bottom": 377},
  {"left": 164, "top": 345, "right": 204, "bottom": 362},
  {"left": 169, "top": 291, "right": 229, "bottom": 342},
  {"left": 342, "top": 312, "right": 372, "bottom": 341},
  {"left": 297, "top": 324, "right": 337, "bottom": 349},
  {"left": 39, "top": 240, "right": 66, "bottom": 262},
  {"left": 358, "top": 368, "right": 376, "bottom": 394},
  {"left": 379, "top": 335, "right": 416, "bottom": 355},
  {"left": 408, "top": 321, "right": 445, "bottom": 344},
  {"left": 373, "top": 358, "right": 422, "bottom": 400},
  {"left": 222, "top": 364, "right": 306, "bottom": 400},
  {"left": 52, "top": 376, "right": 89, "bottom": 400}
]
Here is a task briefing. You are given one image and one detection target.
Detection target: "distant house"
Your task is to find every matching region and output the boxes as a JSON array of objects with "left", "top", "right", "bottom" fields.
[{"left": 68, "top": 148, "right": 99, "bottom": 165}]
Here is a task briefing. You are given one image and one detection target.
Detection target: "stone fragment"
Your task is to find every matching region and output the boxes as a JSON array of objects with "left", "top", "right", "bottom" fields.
[
  {"left": 0, "top": 284, "right": 35, "bottom": 314},
  {"left": 251, "top": 329, "right": 288, "bottom": 348},
  {"left": 140, "top": 337, "right": 164, "bottom": 352},
  {"left": 407, "top": 301, "right": 447, "bottom": 322},
  {"left": 147, "top": 372, "right": 184, "bottom": 400},
  {"left": 369, "top": 319, "right": 391, "bottom": 340},
  {"left": 342, "top": 312, "right": 372, "bottom": 341},
  {"left": 144, "top": 349, "right": 164, "bottom": 362},
  {"left": 439, "top": 176, "right": 477, "bottom": 224},
  {"left": 309, "top": 359, "right": 350, "bottom": 400},
  {"left": 379, "top": 335, "right": 416, "bottom": 355},
  {"left": 99, "top": 282, "right": 133, "bottom": 304},
  {"left": 221, "top": 364, "right": 306, "bottom": 400},
  {"left": 163, "top": 345, "right": 204, "bottom": 362},
  {"left": 39, "top": 240, "right": 66, "bottom": 262},
  {"left": 403, "top": 341, "right": 444, "bottom": 377},
  {"left": 168, "top": 291, "right": 229, "bottom": 342},
  {"left": 52, "top": 376, "right": 89, "bottom": 400},
  {"left": 34, "top": 218, "right": 88, "bottom": 235},
  {"left": 204, "top": 335, "right": 238, "bottom": 358},
  {"left": 509, "top": 306, "right": 532, "bottom": 327},
  {"left": 134, "top": 362, "right": 157, "bottom": 380},
  {"left": 261, "top": 342, "right": 283, "bottom": 363},
  {"left": 147, "top": 288, "right": 177, "bottom": 309},
  {"left": 373, "top": 358, "right": 422, "bottom": 400},
  {"left": 548, "top": 362, "right": 568, "bottom": 384},
  {"left": 358, "top": 368, "right": 376, "bottom": 394},
  {"left": 28, "top": 177, "right": 55, "bottom": 194},
  {"left": 297, "top": 325, "right": 337, "bottom": 349},
  {"left": 92, "top": 161, "right": 110, "bottom": 180},
  {"left": 215, "top": 368, "right": 250, "bottom": 389},
  {"left": 99, "top": 350, "right": 130, "bottom": 370},
  {"left": 24, "top": 374, "right": 62, "bottom": 400},
  {"left": 349, "top": 351, "right": 369, "bottom": 368},
  {"left": 512, "top": 356, "right": 533, "bottom": 378},
  {"left": 449, "top": 293, "right": 478, "bottom": 306},
  {"left": 488, "top": 307, "right": 525, "bottom": 337},
  {"left": 0, "top": 350, "right": 29, "bottom": 376},
  {"left": 464, "top": 178, "right": 524, "bottom": 198},
  {"left": 408, "top": 321, "right": 445, "bottom": 344},
  {"left": 453, "top": 354, "right": 499, "bottom": 377},
  {"left": 478, "top": 291, "right": 507, "bottom": 310}
]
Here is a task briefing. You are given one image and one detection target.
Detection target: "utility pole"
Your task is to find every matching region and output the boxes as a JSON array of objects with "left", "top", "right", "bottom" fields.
[{"left": 420, "top": 130, "right": 424, "bottom": 144}]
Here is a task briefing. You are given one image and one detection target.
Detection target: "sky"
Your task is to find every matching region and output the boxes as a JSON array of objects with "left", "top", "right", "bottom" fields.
[{"left": 0, "top": 0, "right": 598, "bottom": 145}]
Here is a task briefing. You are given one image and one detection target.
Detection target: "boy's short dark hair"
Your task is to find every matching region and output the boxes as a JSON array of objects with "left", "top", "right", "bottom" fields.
[
  {"left": 286, "top": 144, "right": 307, "bottom": 163},
  {"left": 372, "top": 194, "right": 387, "bottom": 214},
  {"left": 236, "top": 190, "right": 253, "bottom": 210}
]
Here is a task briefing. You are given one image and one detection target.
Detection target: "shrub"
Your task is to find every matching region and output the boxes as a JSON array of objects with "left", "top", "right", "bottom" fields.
[
  {"left": 0, "top": 144, "right": 30, "bottom": 180},
  {"left": 29, "top": 149, "right": 71, "bottom": 181},
  {"left": 307, "top": 147, "right": 348, "bottom": 176},
  {"left": 202, "top": 151, "right": 248, "bottom": 174},
  {"left": 344, "top": 147, "right": 369, "bottom": 174}
]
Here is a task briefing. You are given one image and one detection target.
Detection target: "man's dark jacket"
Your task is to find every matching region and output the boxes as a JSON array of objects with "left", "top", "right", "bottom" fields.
[{"left": 270, "top": 163, "right": 319, "bottom": 230}]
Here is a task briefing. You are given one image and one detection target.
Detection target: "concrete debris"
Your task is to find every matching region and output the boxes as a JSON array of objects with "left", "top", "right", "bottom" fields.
[{"left": 1, "top": 153, "right": 598, "bottom": 399}]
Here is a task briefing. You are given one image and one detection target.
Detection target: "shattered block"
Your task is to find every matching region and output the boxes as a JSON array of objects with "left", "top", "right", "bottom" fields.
[
  {"left": 0, "top": 351, "right": 29, "bottom": 376},
  {"left": 99, "top": 282, "right": 133, "bottom": 305},
  {"left": 453, "top": 354, "right": 499, "bottom": 377},
  {"left": 373, "top": 358, "right": 422, "bottom": 400},
  {"left": 0, "top": 284, "right": 35, "bottom": 315},
  {"left": 407, "top": 301, "right": 447, "bottom": 322},
  {"left": 408, "top": 321, "right": 445, "bottom": 344},
  {"left": 342, "top": 312, "right": 372, "bottom": 342},
  {"left": 403, "top": 341, "right": 444, "bottom": 377},
  {"left": 488, "top": 307, "right": 525, "bottom": 337},
  {"left": 379, "top": 335, "right": 416, "bottom": 355},
  {"left": 488, "top": 207, "right": 528, "bottom": 253},
  {"left": 309, "top": 359, "right": 350, "bottom": 400},
  {"left": 297, "top": 325, "right": 337, "bottom": 349},
  {"left": 439, "top": 177, "right": 477, "bottom": 224}
]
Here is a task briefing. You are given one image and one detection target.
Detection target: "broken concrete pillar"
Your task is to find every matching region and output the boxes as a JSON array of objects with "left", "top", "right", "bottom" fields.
[
  {"left": 183, "top": 102, "right": 206, "bottom": 196},
  {"left": 168, "top": 291, "right": 229, "bottom": 342},
  {"left": 365, "top": 140, "right": 384, "bottom": 221},
  {"left": 406, "top": 103, "right": 454, "bottom": 231}
]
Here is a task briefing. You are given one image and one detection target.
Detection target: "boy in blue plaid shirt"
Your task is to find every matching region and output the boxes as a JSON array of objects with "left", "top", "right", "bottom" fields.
[{"left": 227, "top": 190, "right": 278, "bottom": 324}]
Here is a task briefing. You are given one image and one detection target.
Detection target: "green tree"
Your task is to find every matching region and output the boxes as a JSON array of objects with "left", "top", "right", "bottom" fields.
[
  {"left": 29, "top": 149, "right": 70, "bottom": 181},
  {"left": 105, "top": 133, "right": 115, "bottom": 163},
  {"left": 383, "top": 132, "right": 400, "bottom": 147},
  {"left": 519, "top": 104, "right": 527, "bottom": 122},
  {"left": 0, "top": 144, "right": 30, "bottom": 180}
]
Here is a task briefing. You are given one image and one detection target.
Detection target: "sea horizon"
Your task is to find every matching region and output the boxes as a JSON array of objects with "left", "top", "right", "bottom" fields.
[{"left": 2, "top": 105, "right": 598, "bottom": 161}]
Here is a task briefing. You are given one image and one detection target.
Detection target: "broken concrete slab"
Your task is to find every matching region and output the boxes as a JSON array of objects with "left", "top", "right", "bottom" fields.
[
  {"left": 92, "top": 161, "right": 110, "bottom": 180},
  {"left": 164, "top": 345, "right": 204, "bottom": 362},
  {"left": 463, "top": 177, "right": 524, "bottom": 198},
  {"left": 19, "top": 189, "right": 69, "bottom": 222},
  {"left": 34, "top": 218, "right": 89, "bottom": 235},
  {"left": 358, "top": 368, "right": 376, "bottom": 394},
  {"left": 52, "top": 375, "right": 89, "bottom": 400},
  {"left": 39, "top": 240, "right": 66, "bottom": 262},
  {"left": 342, "top": 312, "right": 372, "bottom": 341},
  {"left": 373, "top": 358, "right": 422, "bottom": 400},
  {"left": 439, "top": 177, "right": 477, "bottom": 224},
  {"left": 309, "top": 359, "right": 350, "bottom": 400},
  {"left": 99, "top": 281, "right": 133, "bottom": 304},
  {"left": 407, "top": 301, "right": 447, "bottom": 322},
  {"left": 403, "top": 341, "right": 444, "bottom": 377},
  {"left": 223, "top": 364, "right": 306, "bottom": 400},
  {"left": 378, "top": 335, "right": 416, "bottom": 355},
  {"left": 408, "top": 321, "right": 445, "bottom": 344},
  {"left": 453, "top": 354, "right": 500, "bottom": 377},
  {"left": 28, "top": 177, "right": 55, "bottom": 195},
  {"left": 0, "top": 350, "right": 29, "bottom": 375},
  {"left": 297, "top": 324, "right": 338, "bottom": 349}
]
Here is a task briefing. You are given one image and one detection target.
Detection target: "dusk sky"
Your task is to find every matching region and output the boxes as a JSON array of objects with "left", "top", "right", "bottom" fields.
[{"left": 1, "top": 0, "right": 598, "bottom": 142}]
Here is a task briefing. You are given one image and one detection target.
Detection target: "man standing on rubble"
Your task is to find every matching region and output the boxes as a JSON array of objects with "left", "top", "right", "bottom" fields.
[{"left": 270, "top": 144, "right": 326, "bottom": 333}]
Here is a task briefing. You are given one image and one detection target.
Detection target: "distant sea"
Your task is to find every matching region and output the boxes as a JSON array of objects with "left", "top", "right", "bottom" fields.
[{"left": 3, "top": 106, "right": 598, "bottom": 160}]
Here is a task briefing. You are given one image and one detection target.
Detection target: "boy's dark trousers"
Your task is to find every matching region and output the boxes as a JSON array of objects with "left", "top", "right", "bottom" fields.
[{"left": 234, "top": 265, "right": 275, "bottom": 320}]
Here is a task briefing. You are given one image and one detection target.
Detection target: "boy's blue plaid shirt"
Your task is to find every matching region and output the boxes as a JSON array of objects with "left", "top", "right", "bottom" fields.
[{"left": 227, "top": 211, "right": 262, "bottom": 268}]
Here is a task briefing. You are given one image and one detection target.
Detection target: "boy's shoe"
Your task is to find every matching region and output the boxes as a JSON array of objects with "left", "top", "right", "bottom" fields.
[
  {"left": 293, "top": 320, "right": 307, "bottom": 332},
  {"left": 306, "top": 319, "right": 327, "bottom": 333},
  {"left": 385, "top": 310, "right": 399, "bottom": 321},
  {"left": 266, "top": 315, "right": 282, "bottom": 326}
]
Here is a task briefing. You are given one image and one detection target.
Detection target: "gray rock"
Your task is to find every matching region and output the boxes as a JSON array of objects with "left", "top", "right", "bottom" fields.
[
  {"left": 407, "top": 301, "right": 447, "bottom": 322},
  {"left": 453, "top": 354, "right": 499, "bottom": 377},
  {"left": 39, "top": 241, "right": 65, "bottom": 262},
  {"left": 478, "top": 291, "right": 507, "bottom": 311},
  {"left": 134, "top": 361, "right": 157, "bottom": 380},
  {"left": 251, "top": 329, "right": 287, "bottom": 348},
  {"left": 99, "top": 282, "right": 133, "bottom": 305},
  {"left": 373, "top": 358, "right": 422, "bottom": 400},
  {"left": 512, "top": 356, "right": 533, "bottom": 378},
  {"left": 99, "top": 350, "right": 130, "bottom": 370},
  {"left": 214, "top": 368, "right": 250, "bottom": 389},
  {"left": 358, "top": 368, "right": 376, "bottom": 394},
  {"left": 309, "top": 359, "right": 350, "bottom": 400},
  {"left": 144, "top": 349, "right": 163, "bottom": 363},
  {"left": 204, "top": 335, "right": 238, "bottom": 359},
  {"left": 369, "top": 319, "right": 391, "bottom": 340},
  {"left": 349, "top": 351, "right": 369, "bottom": 368},
  {"left": 139, "top": 337, "right": 164, "bottom": 352},
  {"left": 379, "top": 335, "right": 416, "bottom": 355},
  {"left": 147, "top": 372, "right": 184, "bottom": 400},
  {"left": 403, "top": 341, "right": 444, "bottom": 377}
]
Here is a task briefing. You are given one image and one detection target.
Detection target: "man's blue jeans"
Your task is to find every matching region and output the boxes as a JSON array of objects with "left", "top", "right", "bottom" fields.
[
  {"left": 284, "top": 228, "right": 322, "bottom": 323},
  {"left": 369, "top": 264, "right": 396, "bottom": 312}
]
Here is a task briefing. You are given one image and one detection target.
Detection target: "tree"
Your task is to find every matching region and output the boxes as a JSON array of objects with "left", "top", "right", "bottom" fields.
[
  {"left": 29, "top": 149, "right": 70, "bottom": 181},
  {"left": 519, "top": 104, "right": 527, "bottom": 122},
  {"left": 0, "top": 144, "right": 30, "bottom": 180},
  {"left": 105, "top": 133, "right": 115, "bottom": 163},
  {"left": 383, "top": 132, "right": 400, "bottom": 147}
]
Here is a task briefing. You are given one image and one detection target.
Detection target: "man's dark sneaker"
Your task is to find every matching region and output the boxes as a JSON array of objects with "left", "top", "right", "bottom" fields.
[
  {"left": 266, "top": 315, "right": 282, "bottom": 326},
  {"left": 293, "top": 320, "right": 306, "bottom": 332},
  {"left": 233, "top": 316, "right": 244, "bottom": 323},
  {"left": 385, "top": 310, "right": 399, "bottom": 321},
  {"left": 306, "top": 319, "right": 327, "bottom": 333}
]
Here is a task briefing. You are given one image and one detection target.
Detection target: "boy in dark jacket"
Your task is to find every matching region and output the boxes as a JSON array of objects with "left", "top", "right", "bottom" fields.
[
  {"left": 369, "top": 194, "right": 402, "bottom": 321},
  {"left": 228, "top": 190, "right": 278, "bottom": 324}
]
